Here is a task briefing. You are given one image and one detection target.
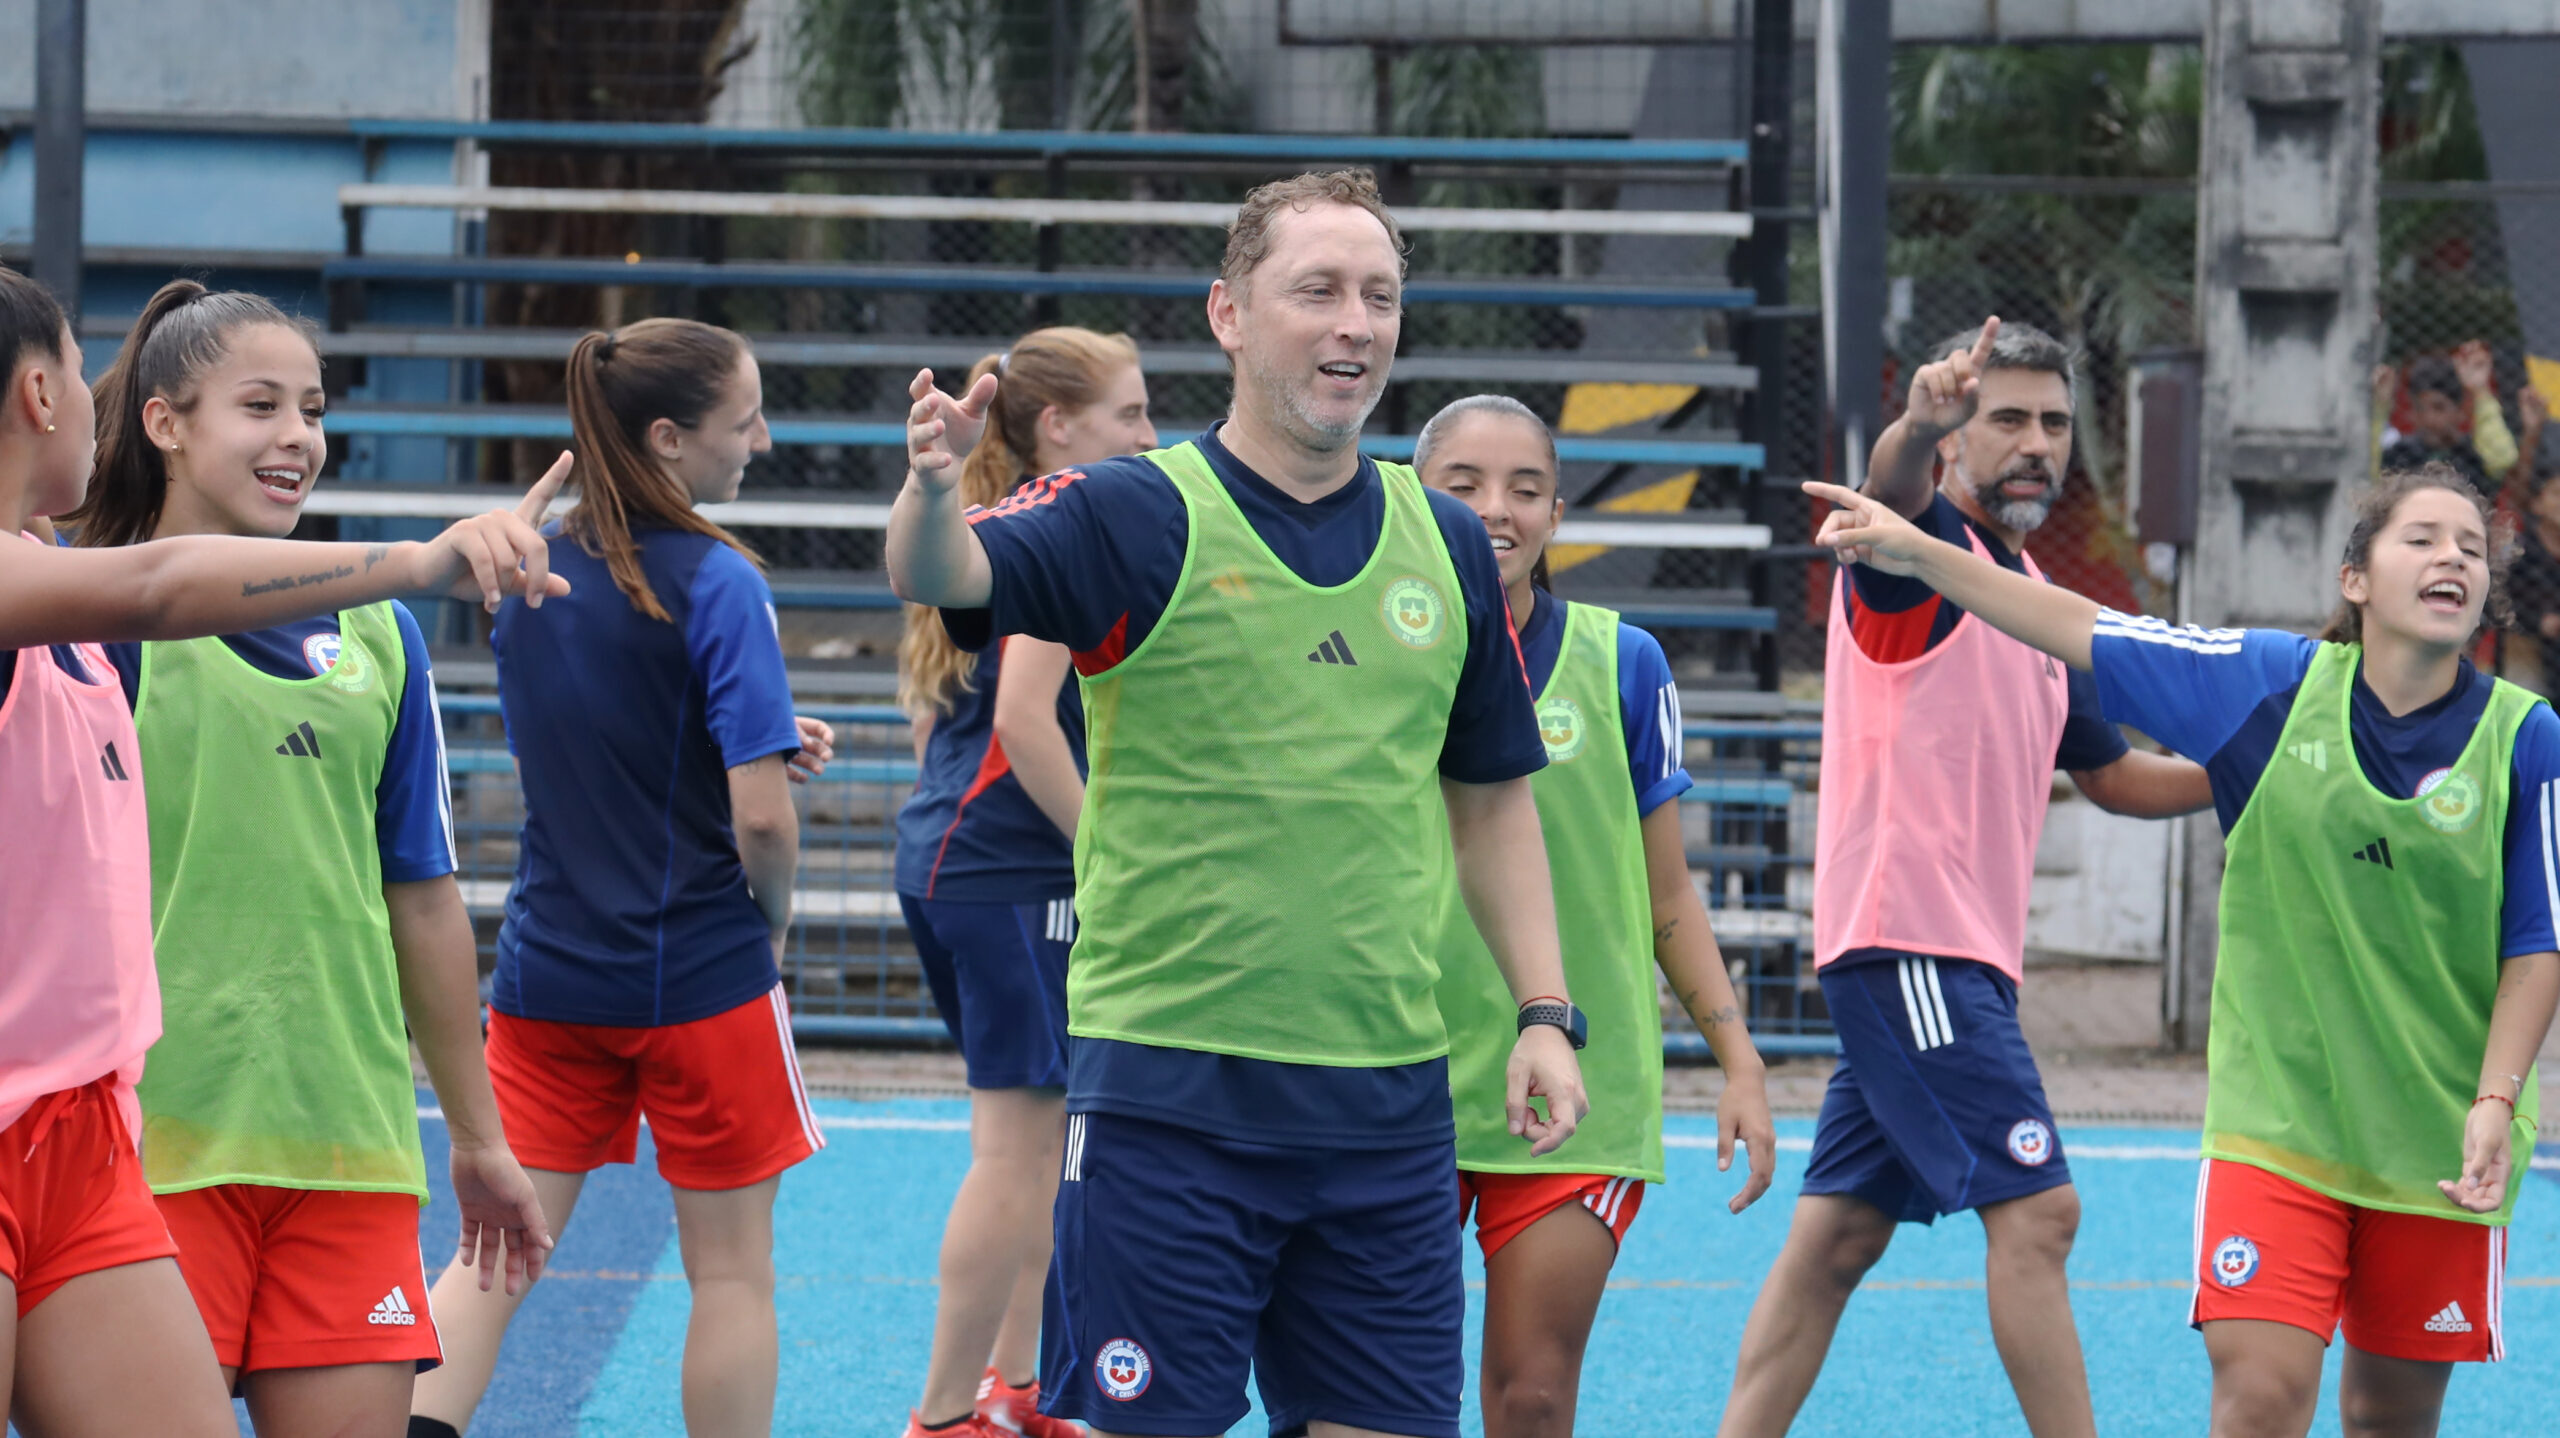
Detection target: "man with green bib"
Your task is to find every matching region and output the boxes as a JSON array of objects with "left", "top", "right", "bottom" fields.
[
  {"left": 888, "top": 169, "right": 1588, "bottom": 1438},
  {"left": 1802, "top": 463, "right": 2560, "bottom": 1438}
]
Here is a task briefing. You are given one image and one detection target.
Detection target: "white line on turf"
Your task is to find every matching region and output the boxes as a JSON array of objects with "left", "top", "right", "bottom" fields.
[{"left": 415, "top": 1109, "right": 2560, "bottom": 1166}]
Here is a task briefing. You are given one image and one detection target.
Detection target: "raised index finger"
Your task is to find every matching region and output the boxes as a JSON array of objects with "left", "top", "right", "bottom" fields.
[
  {"left": 1971, "top": 315, "right": 2002, "bottom": 368},
  {"left": 1801, "top": 479, "right": 1866, "bottom": 509},
  {"left": 519, "top": 450, "right": 573, "bottom": 525}
]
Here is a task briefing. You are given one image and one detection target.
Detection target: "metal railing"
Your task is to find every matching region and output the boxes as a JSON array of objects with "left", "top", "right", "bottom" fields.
[{"left": 435, "top": 692, "right": 1836, "bottom": 1056}]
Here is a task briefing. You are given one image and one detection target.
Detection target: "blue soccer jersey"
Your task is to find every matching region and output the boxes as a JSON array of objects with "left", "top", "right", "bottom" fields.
[
  {"left": 947, "top": 425, "right": 1543, "bottom": 1147},
  {"left": 2090, "top": 611, "right": 2560, "bottom": 957},
  {"left": 99, "top": 605, "right": 455, "bottom": 881},
  {"left": 490, "top": 528, "right": 802, "bottom": 1028},
  {"left": 894, "top": 630, "right": 1085, "bottom": 904}
]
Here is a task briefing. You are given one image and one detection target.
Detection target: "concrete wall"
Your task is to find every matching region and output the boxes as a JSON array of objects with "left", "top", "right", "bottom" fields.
[
  {"left": 2027, "top": 793, "right": 2174, "bottom": 963},
  {"left": 0, "top": 0, "right": 466, "bottom": 119}
]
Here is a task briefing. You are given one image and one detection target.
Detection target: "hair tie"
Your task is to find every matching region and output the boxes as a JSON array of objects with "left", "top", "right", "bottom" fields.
[
  {"left": 599, "top": 332, "right": 619, "bottom": 361},
  {"left": 996, "top": 352, "right": 1010, "bottom": 379}
]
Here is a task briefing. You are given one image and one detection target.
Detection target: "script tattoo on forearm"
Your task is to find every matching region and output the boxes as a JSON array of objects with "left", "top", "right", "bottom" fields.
[
  {"left": 240, "top": 563, "right": 355, "bottom": 597},
  {"left": 363, "top": 544, "right": 391, "bottom": 571},
  {"left": 1654, "top": 918, "right": 1678, "bottom": 947},
  {"left": 1700, "top": 1004, "right": 1741, "bottom": 1031}
]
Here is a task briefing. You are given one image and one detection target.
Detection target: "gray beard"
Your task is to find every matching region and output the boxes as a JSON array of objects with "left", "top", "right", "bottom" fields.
[{"left": 1970, "top": 470, "right": 2055, "bottom": 533}]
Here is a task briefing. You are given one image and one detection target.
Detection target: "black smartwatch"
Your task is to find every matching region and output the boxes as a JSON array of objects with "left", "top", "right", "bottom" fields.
[{"left": 1516, "top": 999, "right": 1588, "bottom": 1050}]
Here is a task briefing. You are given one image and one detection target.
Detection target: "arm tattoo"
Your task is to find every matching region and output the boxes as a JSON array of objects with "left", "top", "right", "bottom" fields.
[
  {"left": 240, "top": 563, "right": 355, "bottom": 597},
  {"left": 1653, "top": 918, "right": 1678, "bottom": 947},
  {"left": 363, "top": 544, "right": 391, "bottom": 571},
  {"left": 1700, "top": 1004, "right": 1742, "bottom": 1031}
]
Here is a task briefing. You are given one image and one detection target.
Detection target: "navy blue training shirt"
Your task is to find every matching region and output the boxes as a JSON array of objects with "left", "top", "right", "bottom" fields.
[
  {"left": 491, "top": 526, "right": 802, "bottom": 1028},
  {"left": 948, "top": 425, "right": 1544, "bottom": 1148},
  {"left": 1846, "top": 493, "right": 2129, "bottom": 774},
  {"left": 894, "top": 629, "right": 1085, "bottom": 903}
]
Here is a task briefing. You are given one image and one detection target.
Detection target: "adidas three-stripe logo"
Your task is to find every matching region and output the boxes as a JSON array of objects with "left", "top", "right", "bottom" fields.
[
  {"left": 2350, "top": 838, "right": 2394, "bottom": 869},
  {"left": 1062, "top": 1114, "right": 1088, "bottom": 1182},
  {"left": 1897, "top": 956, "right": 1957, "bottom": 1051},
  {"left": 274, "top": 721, "right": 323, "bottom": 759},
  {"left": 2426, "top": 1301, "right": 2473, "bottom": 1333},
  {"left": 1306, "top": 629, "right": 1358, "bottom": 665},
  {"left": 98, "top": 741, "right": 129, "bottom": 782},
  {"left": 366, "top": 1286, "right": 418, "bottom": 1326}
]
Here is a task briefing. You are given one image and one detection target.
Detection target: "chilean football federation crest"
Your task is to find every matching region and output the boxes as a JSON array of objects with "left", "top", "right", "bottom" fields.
[
  {"left": 2006, "top": 1119, "right": 2054, "bottom": 1167},
  {"left": 310, "top": 631, "right": 376, "bottom": 695},
  {"left": 1537, "top": 696, "right": 1586, "bottom": 762},
  {"left": 1094, "top": 1337, "right": 1152, "bottom": 1401},
  {"left": 1379, "top": 576, "right": 1447, "bottom": 649},
  {"left": 2211, "top": 1235, "right": 2261, "bottom": 1288}
]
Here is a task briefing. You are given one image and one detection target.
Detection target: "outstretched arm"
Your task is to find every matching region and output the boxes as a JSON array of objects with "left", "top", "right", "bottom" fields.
[
  {"left": 0, "top": 453, "right": 570, "bottom": 650},
  {"left": 886, "top": 368, "right": 999, "bottom": 607},
  {"left": 1442, "top": 775, "right": 1590, "bottom": 1157},
  {"left": 1804, "top": 479, "right": 2100, "bottom": 671}
]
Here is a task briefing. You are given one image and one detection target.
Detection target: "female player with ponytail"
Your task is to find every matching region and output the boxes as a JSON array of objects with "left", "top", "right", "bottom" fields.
[
  {"left": 1810, "top": 462, "right": 2560, "bottom": 1437},
  {"left": 1416, "top": 395, "right": 1776, "bottom": 1438},
  {"left": 61, "top": 279, "right": 550, "bottom": 1437},
  {"left": 0, "top": 268, "right": 558, "bottom": 1436},
  {"left": 894, "top": 327, "right": 1152, "bottom": 1438},
  {"left": 411, "top": 317, "right": 832, "bottom": 1438}
]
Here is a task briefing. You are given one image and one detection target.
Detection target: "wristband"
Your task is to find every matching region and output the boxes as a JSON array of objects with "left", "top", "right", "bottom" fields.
[{"left": 2475, "top": 1092, "right": 2517, "bottom": 1112}]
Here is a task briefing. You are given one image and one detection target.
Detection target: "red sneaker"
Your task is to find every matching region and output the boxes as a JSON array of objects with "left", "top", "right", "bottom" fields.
[
  {"left": 978, "top": 1368, "right": 1086, "bottom": 1438},
  {"left": 902, "top": 1410, "right": 1003, "bottom": 1438}
]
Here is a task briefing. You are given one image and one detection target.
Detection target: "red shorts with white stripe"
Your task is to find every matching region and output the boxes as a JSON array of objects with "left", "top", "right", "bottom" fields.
[
  {"left": 156, "top": 1185, "right": 439, "bottom": 1373},
  {"left": 2191, "top": 1157, "right": 2508, "bottom": 1362},
  {"left": 486, "top": 983, "right": 824, "bottom": 1192},
  {"left": 1457, "top": 1170, "right": 1646, "bottom": 1260}
]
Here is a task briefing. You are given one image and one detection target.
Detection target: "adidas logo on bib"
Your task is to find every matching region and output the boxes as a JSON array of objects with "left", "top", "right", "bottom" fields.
[
  {"left": 2425, "top": 1302, "right": 2472, "bottom": 1334},
  {"left": 368, "top": 1286, "right": 418, "bottom": 1327}
]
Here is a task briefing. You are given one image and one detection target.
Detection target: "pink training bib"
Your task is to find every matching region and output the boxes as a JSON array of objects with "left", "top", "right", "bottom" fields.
[
  {"left": 1813, "top": 526, "right": 2069, "bottom": 983},
  {"left": 0, "top": 549, "right": 160, "bottom": 1135}
]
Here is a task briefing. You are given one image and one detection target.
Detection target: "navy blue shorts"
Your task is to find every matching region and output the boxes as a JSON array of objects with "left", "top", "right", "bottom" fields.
[
  {"left": 899, "top": 894, "right": 1072, "bottom": 1090},
  {"left": 1803, "top": 951, "right": 2072, "bottom": 1224},
  {"left": 1039, "top": 1111, "right": 1465, "bottom": 1438}
]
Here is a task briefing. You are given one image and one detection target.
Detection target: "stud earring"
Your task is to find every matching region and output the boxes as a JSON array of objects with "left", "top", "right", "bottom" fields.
[{"left": 44, "top": 423, "right": 55, "bottom": 433}]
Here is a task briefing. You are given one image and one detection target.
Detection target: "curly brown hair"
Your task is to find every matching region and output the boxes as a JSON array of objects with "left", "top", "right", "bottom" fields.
[
  {"left": 1219, "top": 169, "right": 1407, "bottom": 293},
  {"left": 2318, "top": 462, "right": 2516, "bottom": 644}
]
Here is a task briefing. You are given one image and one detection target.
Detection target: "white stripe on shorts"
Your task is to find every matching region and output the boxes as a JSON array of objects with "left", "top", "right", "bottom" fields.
[
  {"left": 1897, "top": 957, "right": 1952, "bottom": 1050},
  {"left": 2489, "top": 1225, "right": 2506, "bottom": 1361},
  {"left": 1063, "top": 1113, "right": 1087, "bottom": 1182},
  {"left": 2188, "top": 1159, "right": 2211, "bottom": 1328},
  {"left": 766, "top": 983, "right": 825, "bottom": 1154}
]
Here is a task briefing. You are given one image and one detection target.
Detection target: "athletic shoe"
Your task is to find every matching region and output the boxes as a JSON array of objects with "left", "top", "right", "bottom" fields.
[
  {"left": 901, "top": 1410, "right": 1003, "bottom": 1438},
  {"left": 978, "top": 1368, "right": 1085, "bottom": 1437}
]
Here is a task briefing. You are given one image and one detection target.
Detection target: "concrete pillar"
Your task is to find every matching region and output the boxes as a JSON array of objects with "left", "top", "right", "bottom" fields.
[{"left": 2174, "top": 0, "right": 2381, "bottom": 1047}]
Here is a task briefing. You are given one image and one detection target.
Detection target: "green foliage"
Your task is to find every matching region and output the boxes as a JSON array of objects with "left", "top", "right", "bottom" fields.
[{"left": 1891, "top": 44, "right": 2199, "bottom": 179}]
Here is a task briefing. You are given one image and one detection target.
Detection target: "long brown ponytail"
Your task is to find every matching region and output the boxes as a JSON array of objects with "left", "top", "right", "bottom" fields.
[
  {"left": 897, "top": 326, "right": 1142, "bottom": 717},
  {"left": 562, "top": 317, "right": 761, "bottom": 622},
  {"left": 64, "top": 279, "right": 317, "bottom": 547}
]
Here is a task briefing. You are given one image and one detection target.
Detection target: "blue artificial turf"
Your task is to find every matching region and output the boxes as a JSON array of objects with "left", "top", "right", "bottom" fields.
[{"left": 407, "top": 1098, "right": 2560, "bottom": 1437}]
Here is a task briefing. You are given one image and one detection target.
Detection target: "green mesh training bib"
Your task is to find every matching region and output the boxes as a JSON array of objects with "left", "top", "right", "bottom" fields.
[
  {"left": 1069, "top": 443, "right": 1468, "bottom": 1066},
  {"left": 1440, "top": 600, "right": 1662, "bottom": 1178},
  {"left": 135, "top": 603, "right": 427, "bottom": 1199},
  {"left": 2210, "top": 642, "right": 2540, "bottom": 1224}
]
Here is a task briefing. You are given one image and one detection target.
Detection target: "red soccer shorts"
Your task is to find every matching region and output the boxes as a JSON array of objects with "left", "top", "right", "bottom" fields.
[
  {"left": 486, "top": 982, "right": 825, "bottom": 1191},
  {"left": 0, "top": 1076, "right": 178, "bottom": 1316},
  {"left": 157, "top": 1184, "right": 439, "bottom": 1373},
  {"left": 2192, "top": 1157, "right": 2509, "bottom": 1362},
  {"left": 1458, "top": 1170, "right": 1646, "bottom": 1260}
]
